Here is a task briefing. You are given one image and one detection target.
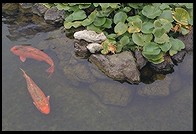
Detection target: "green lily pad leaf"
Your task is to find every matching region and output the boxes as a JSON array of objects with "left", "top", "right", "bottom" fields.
[
  {"left": 55, "top": 3, "right": 69, "bottom": 10},
  {"left": 143, "top": 51, "right": 164, "bottom": 61},
  {"left": 141, "top": 21, "right": 154, "bottom": 34},
  {"left": 172, "top": 7, "right": 190, "bottom": 25},
  {"left": 114, "top": 11, "right": 127, "bottom": 24},
  {"left": 107, "top": 33, "right": 117, "bottom": 40},
  {"left": 96, "top": 8, "right": 113, "bottom": 17},
  {"left": 116, "top": 44, "right": 124, "bottom": 53},
  {"left": 159, "top": 3, "right": 170, "bottom": 10},
  {"left": 154, "top": 33, "right": 170, "bottom": 44},
  {"left": 79, "top": 4, "right": 91, "bottom": 9},
  {"left": 169, "top": 38, "right": 185, "bottom": 56},
  {"left": 93, "top": 17, "right": 106, "bottom": 27},
  {"left": 153, "top": 28, "right": 166, "bottom": 38},
  {"left": 120, "top": 35, "right": 130, "bottom": 46},
  {"left": 127, "top": 3, "right": 143, "bottom": 9},
  {"left": 132, "top": 33, "right": 153, "bottom": 46},
  {"left": 158, "top": 10, "right": 174, "bottom": 22},
  {"left": 159, "top": 42, "right": 172, "bottom": 52},
  {"left": 109, "top": 3, "right": 120, "bottom": 9},
  {"left": 142, "top": 42, "right": 161, "bottom": 55},
  {"left": 181, "top": 26, "right": 190, "bottom": 35},
  {"left": 127, "top": 15, "right": 141, "bottom": 22},
  {"left": 154, "top": 18, "right": 173, "bottom": 32},
  {"left": 102, "top": 18, "right": 112, "bottom": 28},
  {"left": 64, "top": 21, "right": 72, "bottom": 29},
  {"left": 65, "top": 10, "right": 87, "bottom": 22},
  {"left": 178, "top": 3, "right": 193, "bottom": 9},
  {"left": 64, "top": 21, "right": 82, "bottom": 29},
  {"left": 142, "top": 5, "right": 162, "bottom": 19},
  {"left": 123, "top": 6, "right": 131, "bottom": 12},
  {"left": 87, "top": 24, "right": 102, "bottom": 33},
  {"left": 99, "top": 3, "right": 109, "bottom": 10},
  {"left": 127, "top": 18, "right": 142, "bottom": 33},
  {"left": 114, "top": 22, "right": 128, "bottom": 35},
  {"left": 81, "top": 10, "right": 97, "bottom": 26}
]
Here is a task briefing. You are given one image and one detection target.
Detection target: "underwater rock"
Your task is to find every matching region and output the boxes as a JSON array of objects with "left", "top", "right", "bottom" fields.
[
  {"left": 44, "top": 7, "right": 65, "bottom": 24},
  {"left": 89, "top": 51, "right": 140, "bottom": 84},
  {"left": 74, "top": 40, "right": 90, "bottom": 58},
  {"left": 171, "top": 50, "right": 186, "bottom": 64},
  {"left": 2, "top": 3, "right": 19, "bottom": 15},
  {"left": 86, "top": 43, "right": 103, "bottom": 53},
  {"left": 19, "top": 3, "right": 34, "bottom": 9},
  {"left": 134, "top": 49, "right": 147, "bottom": 70},
  {"left": 137, "top": 75, "right": 171, "bottom": 97},
  {"left": 150, "top": 55, "right": 174, "bottom": 73},
  {"left": 177, "top": 29, "right": 193, "bottom": 52},
  {"left": 32, "top": 3, "right": 48, "bottom": 16},
  {"left": 74, "top": 30, "right": 107, "bottom": 43},
  {"left": 63, "top": 63, "right": 96, "bottom": 85},
  {"left": 89, "top": 81, "right": 133, "bottom": 106}
]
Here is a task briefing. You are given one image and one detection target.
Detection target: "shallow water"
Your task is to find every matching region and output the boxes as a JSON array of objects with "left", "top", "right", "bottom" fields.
[{"left": 2, "top": 17, "right": 193, "bottom": 130}]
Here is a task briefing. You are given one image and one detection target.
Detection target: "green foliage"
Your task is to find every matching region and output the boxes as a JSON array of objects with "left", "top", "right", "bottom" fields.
[{"left": 42, "top": 3, "right": 193, "bottom": 64}]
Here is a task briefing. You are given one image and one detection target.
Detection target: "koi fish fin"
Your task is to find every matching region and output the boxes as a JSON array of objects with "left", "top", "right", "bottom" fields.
[
  {"left": 33, "top": 102, "right": 37, "bottom": 107},
  {"left": 20, "top": 56, "right": 26, "bottom": 62},
  {"left": 47, "top": 96, "right": 50, "bottom": 101},
  {"left": 46, "top": 66, "right": 54, "bottom": 75}
]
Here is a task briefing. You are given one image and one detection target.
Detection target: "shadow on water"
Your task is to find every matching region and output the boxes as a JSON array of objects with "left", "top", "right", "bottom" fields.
[{"left": 2, "top": 4, "right": 193, "bottom": 131}]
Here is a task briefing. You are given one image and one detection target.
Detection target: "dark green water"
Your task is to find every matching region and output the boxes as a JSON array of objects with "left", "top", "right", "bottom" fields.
[{"left": 2, "top": 18, "right": 193, "bottom": 130}]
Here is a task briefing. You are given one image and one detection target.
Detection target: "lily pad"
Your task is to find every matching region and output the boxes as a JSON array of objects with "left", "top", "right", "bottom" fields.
[
  {"left": 153, "top": 28, "right": 166, "bottom": 38},
  {"left": 142, "top": 42, "right": 161, "bottom": 55},
  {"left": 65, "top": 9, "right": 87, "bottom": 22},
  {"left": 154, "top": 18, "right": 173, "bottom": 32},
  {"left": 154, "top": 33, "right": 170, "bottom": 44},
  {"left": 169, "top": 38, "right": 185, "bottom": 56},
  {"left": 159, "top": 42, "right": 172, "bottom": 52},
  {"left": 82, "top": 10, "right": 97, "bottom": 26},
  {"left": 120, "top": 35, "right": 130, "bottom": 46},
  {"left": 142, "top": 5, "right": 162, "bottom": 19},
  {"left": 113, "top": 11, "right": 127, "bottom": 24},
  {"left": 87, "top": 24, "right": 102, "bottom": 33},
  {"left": 102, "top": 18, "right": 112, "bottom": 28},
  {"left": 158, "top": 10, "right": 174, "bottom": 22},
  {"left": 93, "top": 17, "right": 106, "bottom": 27},
  {"left": 114, "top": 22, "right": 128, "bottom": 35},
  {"left": 132, "top": 33, "right": 153, "bottom": 46},
  {"left": 127, "top": 18, "right": 142, "bottom": 33},
  {"left": 141, "top": 21, "right": 154, "bottom": 34},
  {"left": 172, "top": 7, "right": 190, "bottom": 25}
]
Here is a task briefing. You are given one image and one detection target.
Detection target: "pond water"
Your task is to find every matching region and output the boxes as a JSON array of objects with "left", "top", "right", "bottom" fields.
[{"left": 2, "top": 14, "right": 193, "bottom": 130}]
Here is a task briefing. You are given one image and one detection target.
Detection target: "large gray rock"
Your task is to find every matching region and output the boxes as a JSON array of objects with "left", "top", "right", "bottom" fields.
[
  {"left": 89, "top": 81, "right": 133, "bottom": 106},
  {"left": 137, "top": 75, "right": 171, "bottom": 97},
  {"left": 89, "top": 51, "right": 140, "bottom": 84},
  {"left": 44, "top": 7, "right": 65, "bottom": 23},
  {"left": 171, "top": 50, "right": 186, "bottom": 64},
  {"left": 32, "top": 3, "right": 48, "bottom": 16}
]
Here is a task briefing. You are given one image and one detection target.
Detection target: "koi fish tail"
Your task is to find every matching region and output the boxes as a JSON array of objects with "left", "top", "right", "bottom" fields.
[{"left": 46, "top": 65, "right": 54, "bottom": 75}]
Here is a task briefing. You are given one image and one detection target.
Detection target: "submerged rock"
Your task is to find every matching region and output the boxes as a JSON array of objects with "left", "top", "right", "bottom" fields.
[
  {"left": 89, "top": 81, "right": 133, "bottom": 106},
  {"left": 74, "top": 30, "right": 107, "bottom": 43},
  {"left": 86, "top": 43, "right": 103, "bottom": 53},
  {"left": 137, "top": 75, "right": 171, "bottom": 97},
  {"left": 89, "top": 51, "right": 140, "bottom": 84}
]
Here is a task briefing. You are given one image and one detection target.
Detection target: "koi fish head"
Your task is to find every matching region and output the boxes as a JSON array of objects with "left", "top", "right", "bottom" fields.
[
  {"left": 39, "top": 104, "right": 50, "bottom": 114},
  {"left": 10, "top": 45, "right": 23, "bottom": 55}
]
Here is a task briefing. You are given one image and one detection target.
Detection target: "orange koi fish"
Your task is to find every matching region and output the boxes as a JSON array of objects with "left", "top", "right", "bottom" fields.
[
  {"left": 20, "top": 68, "right": 50, "bottom": 114},
  {"left": 10, "top": 45, "right": 54, "bottom": 75}
]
